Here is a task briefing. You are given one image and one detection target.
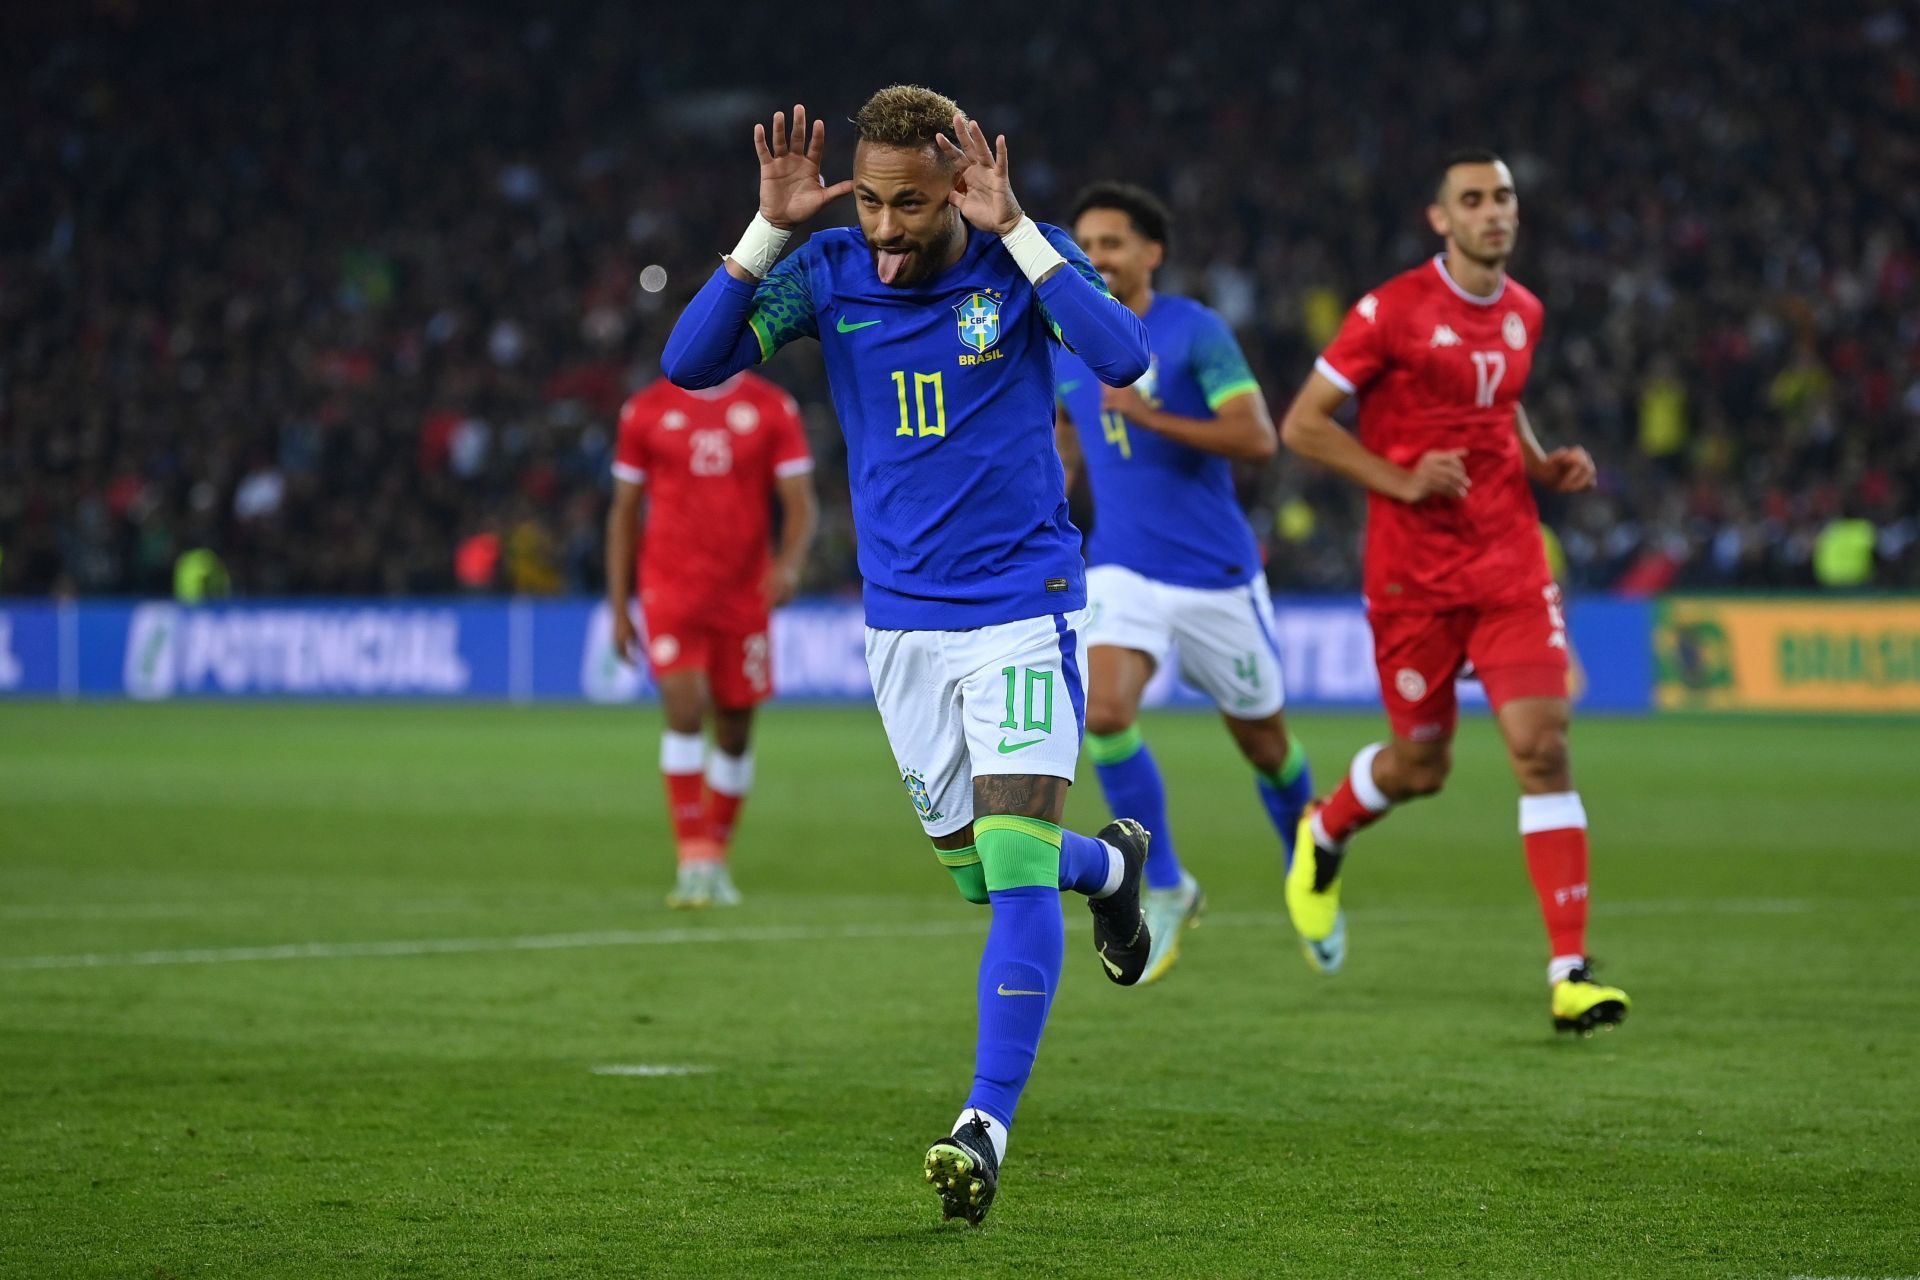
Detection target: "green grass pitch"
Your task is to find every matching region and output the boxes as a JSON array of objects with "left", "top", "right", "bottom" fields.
[{"left": 2, "top": 702, "right": 1916, "bottom": 1278}]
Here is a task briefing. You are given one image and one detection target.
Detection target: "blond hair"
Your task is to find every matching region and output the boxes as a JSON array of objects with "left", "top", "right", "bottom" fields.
[{"left": 853, "top": 84, "right": 963, "bottom": 153}]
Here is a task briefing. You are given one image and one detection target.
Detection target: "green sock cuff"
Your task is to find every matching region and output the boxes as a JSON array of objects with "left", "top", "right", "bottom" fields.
[
  {"left": 933, "top": 842, "right": 980, "bottom": 869},
  {"left": 1261, "top": 733, "right": 1308, "bottom": 788},
  {"left": 974, "top": 816, "right": 1064, "bottom": 891},
  {"left": 1086, "top": 724, "right": 1144, "bottom": 765},
  {"left": 972, "top": 815, "right": 1064, "bottom": 847},
  {"left": 934, "top": 844, "right": 989, "bottom": 905}
]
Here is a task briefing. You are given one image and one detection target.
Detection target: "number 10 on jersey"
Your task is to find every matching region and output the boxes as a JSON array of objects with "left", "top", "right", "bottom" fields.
[{"left": 891, "top": 370, "right": 947, "bottom": 438}]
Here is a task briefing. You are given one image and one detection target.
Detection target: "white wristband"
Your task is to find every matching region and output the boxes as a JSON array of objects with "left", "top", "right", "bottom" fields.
[
  {"left": 999, "top": 216, "right": 1067, "bottom": 284},
  {"left": 727, "top": 214, "right": 791, "bottom": 280}
]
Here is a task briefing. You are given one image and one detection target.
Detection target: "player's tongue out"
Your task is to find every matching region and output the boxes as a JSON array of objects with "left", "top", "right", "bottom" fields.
[{"left": 876, "top": 247, "right": 913, "bottom": 284}]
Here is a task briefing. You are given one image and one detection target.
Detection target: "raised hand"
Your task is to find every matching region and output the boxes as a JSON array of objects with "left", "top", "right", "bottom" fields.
[
  {"left": 754, "top": 105, "right": 854, "bottom": 229},
  {"left": 935, "top": 113, "right": 1023, "bottom": 235}
]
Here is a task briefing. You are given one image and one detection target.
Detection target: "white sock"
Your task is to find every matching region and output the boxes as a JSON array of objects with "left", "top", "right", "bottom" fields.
[
  {"left": 1518, "top": 791, "right": 1588, "bottom": 834},
  {"left": 1548, "top": 954, "right": 1584, "bottom": 986},
  {"left": 1090, "top": 841, "right": 1124, "bottom": 899},
  {"left": 952, "top": 1107, "right": 1008, "bottom": 1163},
  {"left": 705, "top": 748, "right": 754, "bottom": 797},
  {"left": 1349, "top": 742, "right": 1392, "bottom": 812},
  {"left": 659, "top": 730, "right": 706, "bottom": 774}
]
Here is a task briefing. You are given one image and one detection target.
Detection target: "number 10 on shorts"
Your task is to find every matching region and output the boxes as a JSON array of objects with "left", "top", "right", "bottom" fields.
[{"left": 998, "top": 666, "right": 1054, "bottom": 734}]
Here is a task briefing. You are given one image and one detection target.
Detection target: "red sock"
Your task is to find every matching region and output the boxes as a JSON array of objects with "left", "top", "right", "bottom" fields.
[
  {"left": 1318, "top": 743, "right": 1393, "bottom": 845},
  {"left": 664, "top": 771, "right": 716, "bottom": 865},
  {"left": 706, "top": 786, "right": 744, "bottom": 851},
  {"left": 1520, "top": 792, "right": 1589, "bottom": 965},
  {"left": 703, "top": 749, "right": 754, "bottom": 857}
]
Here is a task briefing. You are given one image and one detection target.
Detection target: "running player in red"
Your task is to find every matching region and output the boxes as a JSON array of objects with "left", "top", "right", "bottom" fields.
[
  {"left": 606, "top": 370, "right": 817, "bottom": 907},
  {"left": 1278, "top": 149, "right": 1630, "bottom": 1034}
]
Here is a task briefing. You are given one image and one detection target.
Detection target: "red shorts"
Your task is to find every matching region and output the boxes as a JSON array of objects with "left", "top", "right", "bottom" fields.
[
  {"left": 641, "top": 606, "right": 773, "bottom": 710},
  {"left": 1370, "top": 585, "right": 1570, "bottom": 741}
]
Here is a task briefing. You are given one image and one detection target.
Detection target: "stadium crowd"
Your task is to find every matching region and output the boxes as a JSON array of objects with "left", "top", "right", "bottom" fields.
[{"left": 3, "top": 0, "right": 1917, "bottom": 598}]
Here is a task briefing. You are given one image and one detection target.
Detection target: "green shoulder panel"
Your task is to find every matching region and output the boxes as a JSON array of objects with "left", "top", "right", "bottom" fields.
[{"left": 746, "top": 252, "right": 819, "bottom": 360}]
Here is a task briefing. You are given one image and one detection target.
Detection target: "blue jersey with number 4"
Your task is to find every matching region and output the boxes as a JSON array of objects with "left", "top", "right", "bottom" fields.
[
  {"left": 748, "top": 225, "right": 1112, "bottom": 630},
  {"left": 1056, "top": 294, "right": 1264, "bottom": 588}
]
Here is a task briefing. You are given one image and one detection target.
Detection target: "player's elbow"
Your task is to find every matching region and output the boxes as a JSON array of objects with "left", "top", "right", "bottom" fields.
[
  {"left": 1094, "top": 351, "right": 1151, "bottom": 389},
  {"left": 1240, "top": 423, "right": 1280, "bottom": 462},
  {"left": 659, "top": 330, "right": 726, "bottom": 390},
  {"left": 659, "top": 349, "right": 714, "bottom": 391},
  {"left": 1279, "top": 406, "right": 1321, "bottom": 455}
]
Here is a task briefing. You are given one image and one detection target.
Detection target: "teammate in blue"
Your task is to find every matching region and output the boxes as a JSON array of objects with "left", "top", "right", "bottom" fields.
[
  {"left": 661, "top": 86, "right": 1154, "bottom": 1226},
  {"left": 1054, "top": 182, "right": 1315, "bottom": 984}
]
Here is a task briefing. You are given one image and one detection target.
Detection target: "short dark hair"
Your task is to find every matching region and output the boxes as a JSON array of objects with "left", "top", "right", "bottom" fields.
[
  {"left": 1435, "top": 148, "right": 1506, "bottom": 201},
  {"left": 1067, "top": 181, "right": 1172, "bottom": 251}
]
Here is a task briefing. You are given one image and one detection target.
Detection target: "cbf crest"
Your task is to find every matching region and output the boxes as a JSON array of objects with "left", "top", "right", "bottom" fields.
[
  {"left": 901, "top": 767, "right": 944, "bottom": 824},
  {"left": 954, "top": 292, "right": 1002, "bottom": 353}
]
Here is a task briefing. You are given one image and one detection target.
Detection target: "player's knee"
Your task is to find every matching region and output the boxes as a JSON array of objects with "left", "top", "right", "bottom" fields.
[
  {"left": 1083, "top": 696, "right": 1135, "bottom": 739},
  {"left": 1509, "top": 725, "right": 1570, "bottom": 785},
  {"left": 1237, "top": 725, "right": 1289, "bottom": 775}
]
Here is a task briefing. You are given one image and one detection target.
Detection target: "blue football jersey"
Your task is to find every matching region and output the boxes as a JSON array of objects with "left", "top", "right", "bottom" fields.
[
  {"left": 747, "top": 224, "right": 1111, "bottom": 630},
  {"left": 1057, "top": 294, "right": 1264, "bottom": 588}
]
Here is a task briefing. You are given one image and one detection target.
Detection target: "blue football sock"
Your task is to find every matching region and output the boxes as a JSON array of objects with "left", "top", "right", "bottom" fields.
[
  {"left": 1256, "top": 732, "right": 1314, "bottom": 866},
  {"left": 1056, "top": 827, "right": 1113, "bottom": 896},
  {"left": 1088, "top": 725, "right": 1180, "bottom": 890},
  {"left": 966, "top": 884, "right": 1065, "bottom": 1128}
]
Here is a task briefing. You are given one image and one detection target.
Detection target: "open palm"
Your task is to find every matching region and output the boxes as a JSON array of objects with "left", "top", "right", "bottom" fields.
[
  {"left": 935, "top": 113, "right": 1023, "bottom": 235},
  {"left": 754, "top": 105, "right": 854, "bottom": 229}
]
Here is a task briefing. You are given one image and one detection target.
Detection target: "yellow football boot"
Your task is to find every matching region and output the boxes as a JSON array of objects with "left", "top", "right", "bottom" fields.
[
  {"left": 1285, "top": 803, "right": 1346, "bottom": 974},
  {"left": 1551, "top": 964, "right": 1630, "bottom": 1035}
]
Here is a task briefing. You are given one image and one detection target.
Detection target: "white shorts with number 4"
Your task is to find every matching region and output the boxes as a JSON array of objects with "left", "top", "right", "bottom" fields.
[
  {"left": 1085, "top": 564, "right": 1287, "bottom": 719},
  {"left": 865, "top": 609, "right": 1089, "bottom": 838}
]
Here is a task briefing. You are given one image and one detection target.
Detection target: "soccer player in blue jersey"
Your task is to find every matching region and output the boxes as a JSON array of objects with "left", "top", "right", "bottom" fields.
[
  {"left": 1054, "top": 183, "right": 1315, "bottom": 984},
  {"left": 660, "top": 86, "right": 1154, "bottom": 1226}
]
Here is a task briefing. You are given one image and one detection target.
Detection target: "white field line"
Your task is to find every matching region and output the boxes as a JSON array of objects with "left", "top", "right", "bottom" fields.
[
  {"left": 0, "top": 897, "right": 1903, "bottom": 974},
  {"left": 591, "top": 1064, "right": 713, "bottom": 1077}
]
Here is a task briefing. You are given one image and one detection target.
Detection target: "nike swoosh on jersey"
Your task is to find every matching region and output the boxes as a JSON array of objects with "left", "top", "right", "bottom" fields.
[
  {"left": 996, "top": 737, "right": 1045, "bottom": 754},
  {"left": 995, "top": 983, "right": 1048, "bottom": 997},
  {"left": 835, "top": 316, "right": 882, "bottom": 333}
]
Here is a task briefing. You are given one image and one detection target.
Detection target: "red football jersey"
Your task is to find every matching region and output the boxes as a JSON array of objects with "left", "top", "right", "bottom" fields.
[
  {"left": 612, "top": 372, "right": 813, "bottom": 632},
  {"left": 1316, "top": 255, "right": 1551, "bottom": 613}
]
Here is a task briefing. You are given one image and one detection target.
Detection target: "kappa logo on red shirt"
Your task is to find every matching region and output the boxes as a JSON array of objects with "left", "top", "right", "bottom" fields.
[
  {"left": 1357, "top": 294, "right": 1379, "bottom": 323},
  {"left": 661, "top": 410, "right": 689, "bottom": 431},
  {"left": 1429, "top": 324, "right": 1462, "bottom": 348}
]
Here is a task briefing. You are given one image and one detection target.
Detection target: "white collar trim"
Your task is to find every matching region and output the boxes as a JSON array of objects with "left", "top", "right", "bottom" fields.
[{"left": 1431, "top": 254, "right": 1506, "bottom": 307}]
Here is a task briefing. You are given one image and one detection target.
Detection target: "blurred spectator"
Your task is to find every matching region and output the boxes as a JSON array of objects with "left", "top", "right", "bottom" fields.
[
  {"left": 173, "top": 548, "right": 230, "bottom": 603},
  {"left": 1, "top": 1, "right": 1916, "bottom": 599}
]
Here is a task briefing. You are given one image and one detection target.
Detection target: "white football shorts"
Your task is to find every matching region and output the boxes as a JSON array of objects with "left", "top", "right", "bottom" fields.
[
  {"left": 1084, "top": 563, "right": 1287, "bottom": 719},
  {"left": 865, "top": 609, "right": 1089, "bottom": 837}
]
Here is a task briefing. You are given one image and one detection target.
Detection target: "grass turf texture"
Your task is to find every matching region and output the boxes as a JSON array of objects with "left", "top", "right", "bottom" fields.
[{"left": 1, "top": 703, "right": 1916, "bottom": 1279}]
